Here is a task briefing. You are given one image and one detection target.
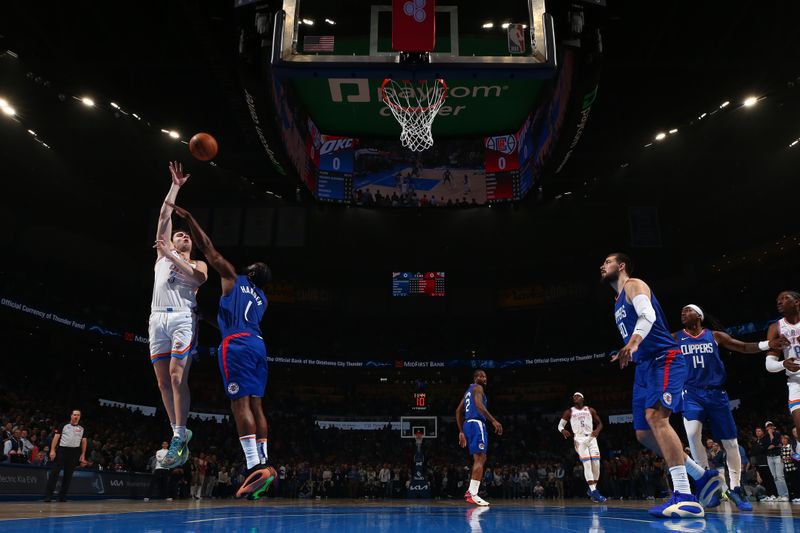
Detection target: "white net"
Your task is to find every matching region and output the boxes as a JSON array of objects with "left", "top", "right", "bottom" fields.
[{"left": 381, "top": 78, "right": 448, "bottom": 152}]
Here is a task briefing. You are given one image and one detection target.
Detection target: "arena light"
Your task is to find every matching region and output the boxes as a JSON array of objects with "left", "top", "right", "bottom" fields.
[
  {"left": 501, "top": 22, "right": 511, "bottom": 29},
  {"left": 81, "top": 96, "right": 95, "bottom": 107},
  {"left": 698, "top": 112, "right": 707, "bottom": 119},
  {"left": 0, "top": 98, "right": 7, "bottom": 107},
  {"left": 324, "top": 18, "right": 335, "bottom": 25},
  {"left": 301, "top": 19, "right": 314, "bottom": 25},
  {"left": 132, "top": 113, "right": 141, "bottom": 120},
  {"left": 791, "top": 139, "right": 799, "bottom": 148},
  {"left": 743, "top": 96, "right": 758, "bottom": 107},
  {"left": 482, "top": 22, "right": 494, "bottom": 29},
  {"left": 669, "top": 128, "right": 678, "bottom": 134},
  {"left": 720, "top": 101, "right": 730, "bottom": 108},
  {"left": 110, "top": 102, "right": 120, "bottom": 109},
  {"left": 654, "top": 132, "right": 666, "bottom": 141},
  {"left": 168, "top": 130, "right": 180, "bottom": 139},
  {"left": 1, "top": 105, "right": 15, "bottom": 116},
  {"left": 27, "top": 129, "right": 36, "bottom": 136}
]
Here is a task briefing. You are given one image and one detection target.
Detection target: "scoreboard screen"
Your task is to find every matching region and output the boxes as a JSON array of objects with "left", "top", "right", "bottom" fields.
[{"left": 392, "top": 272, "right": 446, "bottom": 297}]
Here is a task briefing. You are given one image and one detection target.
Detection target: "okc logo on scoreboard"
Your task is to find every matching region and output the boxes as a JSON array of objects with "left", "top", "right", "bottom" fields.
[
  {"left": 318, "top": 135, "right": 355, "bottom": 174},
  {"left": 485, "top": 135, "right": 517, "bottom": 155}
]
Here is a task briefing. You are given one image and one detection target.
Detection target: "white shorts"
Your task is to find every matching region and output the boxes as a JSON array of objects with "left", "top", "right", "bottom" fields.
[
  {"left": 788, "top": 381, "right": 800, "bottom": 413},
  {"left": 574, "top": 437, "right": 600, "bottom": 462},
  {"left": 148, "top": 310, "right": 197, "bottom": 363}
]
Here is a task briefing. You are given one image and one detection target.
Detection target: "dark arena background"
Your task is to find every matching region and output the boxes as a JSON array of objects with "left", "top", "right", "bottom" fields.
[{"left": 2, "top": 0, "right": 800, "bottom": 531}]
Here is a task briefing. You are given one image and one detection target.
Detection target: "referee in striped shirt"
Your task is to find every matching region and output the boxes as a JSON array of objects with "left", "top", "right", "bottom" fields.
[{"left": 43, "top": 410, "right": 87, "bottom": 502}]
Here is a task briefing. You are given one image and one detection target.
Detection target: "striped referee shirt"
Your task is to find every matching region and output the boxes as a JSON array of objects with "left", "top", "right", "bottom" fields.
[{"left": 58, "top": 423, "right": 84, "bottom": 448}]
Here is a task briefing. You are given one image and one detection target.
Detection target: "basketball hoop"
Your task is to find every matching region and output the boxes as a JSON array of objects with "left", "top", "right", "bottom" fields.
[
  {"left": 414, "top": 430, "right": 424, "bottom": 449},
  {"left": 381, "top": 78, "right": 447, "bottom": 152}
]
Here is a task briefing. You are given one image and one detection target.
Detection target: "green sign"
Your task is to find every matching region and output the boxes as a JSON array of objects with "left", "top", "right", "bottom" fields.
[{"left": 291, "top": 78, "right": 544, "bottom": 137}]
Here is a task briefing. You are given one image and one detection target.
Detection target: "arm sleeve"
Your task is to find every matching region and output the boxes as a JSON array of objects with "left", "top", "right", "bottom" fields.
[
  {"left": 557, "top": 419, "right": 568, "bottom": 432},
  {"left": 631, "top": 294, "right": 657, "bottom": 339},
  {"left": 766, "top": 355, "right": 785, "bottom": 373}
]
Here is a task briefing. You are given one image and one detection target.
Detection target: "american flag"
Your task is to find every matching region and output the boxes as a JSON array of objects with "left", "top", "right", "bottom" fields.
[{"left": 304, "top": 35, "right": 334, "bottom": 52}]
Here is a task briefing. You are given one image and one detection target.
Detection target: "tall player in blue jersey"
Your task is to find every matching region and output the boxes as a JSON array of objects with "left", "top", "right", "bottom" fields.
[
  {"left": 676, "top": 304, "right": 787, "bottom": 511},
  {"left": 601, "top": 253, "right": 721, "bottom": 518},
  {"left": 169, "top": 203, "right": 276, "bottom": 499},
  {"left": 455, "top": 369, "right": 503, "bottom": 506}
]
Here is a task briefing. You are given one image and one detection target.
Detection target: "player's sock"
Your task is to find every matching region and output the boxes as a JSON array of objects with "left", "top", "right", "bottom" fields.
[
  {"left": 469, "top": 479, "right": 481, "bottom": 496},
  {"left": 721, "top": 439, "right": 741, "bottom": 488},
  {"left": 684, "top": 456, "right": 705, "bottom": 480},
  {"left": 174, "top": 425, "right": 186, "bottom": 441},
  {"left": 669, "top": 465, "right": 691, "bottom": 494},
  {"left": 171, "top": 423, "right": 177, "bottom": 435},
  {"left": 240, "top": 434, "right": 260, "bottom": 469},
  {"left": 257, "top": 438, "right": 268, "bottom": 463}
]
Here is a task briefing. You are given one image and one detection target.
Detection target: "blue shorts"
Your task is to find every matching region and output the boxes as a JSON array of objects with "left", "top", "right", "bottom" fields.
[
  {"left": 632, "top": 350, "right": 686, "bottom": 431},
  {"left": 218, "top": 333, "right": 268, "bottom": 400},
  {"left": 681, "top": 387, "right": 737, "bottom": 440},
  {"left": 463, "top": 419, "right": 488, "bottom": 455}
]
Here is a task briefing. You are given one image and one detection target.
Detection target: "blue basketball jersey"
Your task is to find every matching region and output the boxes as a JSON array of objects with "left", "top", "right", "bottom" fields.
[
  {"left": 464, "top": 383, "right": 487, "bottom": 421},
  {"left": 677, "top": 328, "right": 726, "bottom": 388},
  {"left": 217, "top": 275, "right": 267, "bottom": 338},
  {"left": 613, "top": 287, "right": 679, "bottom": 362}
]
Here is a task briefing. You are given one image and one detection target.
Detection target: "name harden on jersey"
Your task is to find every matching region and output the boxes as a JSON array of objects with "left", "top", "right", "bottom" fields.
[{"left": 240, "top": 284, "right": 263, "bottom": 306}]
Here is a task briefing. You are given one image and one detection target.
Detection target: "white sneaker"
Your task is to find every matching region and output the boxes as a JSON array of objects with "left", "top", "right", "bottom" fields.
[
  {"left": 143, "top": 498, "right": 150, "bottom": 502},
  {"left": 778, "top": 496, "right": 790, "bottom": 502},
  {"left": 464, "top": 491, "right": 490, "bottom": 506},
  {"left": 763, "top": 495, "right": 776, "bottom": 501},
  {"left": 791, "top": 498, "right": 800, "bottom": 503}
]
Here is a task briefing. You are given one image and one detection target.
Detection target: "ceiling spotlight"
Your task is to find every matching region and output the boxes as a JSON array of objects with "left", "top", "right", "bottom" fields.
[
  {"left": 720, "top": 101, "right": 730, "bottom": 108},
  {"left": 324, "top": 18, "right": 335, "bottom": 25},
  {"left": 27, "top": 129, "right": 36, "bottom": 136},
  {"left": 698, "top": 112, "right": 707, "bottom": 119},
  {"left": 301, "top": 18, "right": 314, "bottom": 25},
  {"left": 655, "top": 132, "right": 666, "bottom": 141},
  {"left": 791, "top": 140, "right": 799, "bottom": 147},
  {"left": 1, "top": 105, "right": 16, "bottom": 116},
  {"left": 482, "top": 22, "right": 494, "bottom": 29},
  {"left": 669, "top": 128, "right": 678, "bottom": 134},
  {"left": 81, "top": 97, "right": 95, "bottom": 107},
  {"left": 743, "top": 96, "right": 758, "bottom": 107},
  {"left": 0, "top": 98, "right": 7, "bottom": 107},
  {"left": 110, "top": 102, "right": 120, "bottom": 109},
  {"left": 644, "top": 142, "right": 653, "bottom": 148},
  {"left": 501, "top": 22, "right": 511, "bottom": 29},
  {"left": 132, "top": 113, "right": 141, "bottom": 120},
  {"left": 168, "top": 130, "right": 180, "bottom": 139}
]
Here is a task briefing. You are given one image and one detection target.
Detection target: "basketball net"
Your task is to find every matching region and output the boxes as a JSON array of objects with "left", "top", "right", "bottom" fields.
[
  {"left": 414, "top": 430, "right": 424, "bottom": 450},
  {"left": 381, "top": 78, "right": 447, "bottom": 152}
]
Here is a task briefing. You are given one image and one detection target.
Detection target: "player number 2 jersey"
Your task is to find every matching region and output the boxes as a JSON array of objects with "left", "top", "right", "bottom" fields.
[
  {"left": 677, "top": 328, "right": 727, "bottom": 388},
  {"left": 570, "top": 406, "right": 593, "bottom": 441},
  {"left": 464, "top": 384, "right": 487, "bottom": 422},
  {"left": 217, "top": 274, "right": 267, "bottom": 338},
  {"left": 613, "top": 287, "right": 679, "bottom": 362},
  {"left": 778, "top": 318, "right": 800, "bottom": 380}
]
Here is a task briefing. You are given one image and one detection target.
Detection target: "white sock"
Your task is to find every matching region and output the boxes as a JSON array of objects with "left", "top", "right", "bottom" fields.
[
  {"left": 469, "top": 479, "right": 480, "bottom": 496},
  {"left": 240, "top": 434, "right": 260, "bottom": 469},
  {"left": 257, "top": 438, "right": 268, "bottom": 463},
  {"left": 684, "top": 456, "right": 705, "bottom": 480},
  {"left": 669, "top": 465, "right": 691, "bottom": 494},
  {"left": 174, "top": 425, "right": 186, "bottom": 441},
  {"left": 171, "top": 423, "right": 177, "bottom": 434},
  {"left": 721, "top": 439, "right": 741, "bottom": 489}
]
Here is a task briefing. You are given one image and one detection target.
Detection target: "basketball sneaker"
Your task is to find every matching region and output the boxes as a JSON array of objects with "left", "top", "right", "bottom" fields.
[
  {"left": 464, "top": 491, "right": 490, "bottom": 506},
  {"left": 236, "top": 465, "right": 276, "bottom": 499},
  {"left": 694, "top": 469, "right": 723, "bottom": 508},
  {"left": 162, "top": 436, "right": 183, "bottom": 468},
  {"left": 725, "top": 486, "right": 752, "bottom": 511},
  {"left": 176, "top": 428, "right": 193, "bottom": 467},
  {"left": 648, "top": 491, "right": 704, "bottom": 518},
  {"left": 587, "top": 488, "right": 607, "bottom": 503}
]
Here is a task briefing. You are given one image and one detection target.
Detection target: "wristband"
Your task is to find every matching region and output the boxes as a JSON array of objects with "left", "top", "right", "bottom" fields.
[{"left": 758, "top": 341, "right": 770, "bottom": 351}]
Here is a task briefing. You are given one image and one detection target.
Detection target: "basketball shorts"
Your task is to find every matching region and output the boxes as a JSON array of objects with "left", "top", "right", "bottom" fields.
[
  {"left": 574, "top": 437, "right": 600, "bottom": 462},
  {"left": 682, "top": 387, "right": 737, "bottom": 440},
  {"left": 463, "top": 419, "right": 488, "bottom": 455},
  {"left": 148, "top": 310, "right": 196, "bottom": 363},
  {"left": 218, "top": 332, "right": 268, "bottom": 400},
  {"left": 631, "top": 349, "right": 686, "bottom": 431},
  {"left": 788, "top": 381, "right": 800, "bottom": 413}
]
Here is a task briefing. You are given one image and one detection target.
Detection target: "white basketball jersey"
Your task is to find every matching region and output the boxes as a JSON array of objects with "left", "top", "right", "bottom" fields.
[
  {"left": 150, "top": 251, "right": 199, "bottom": 311},
  {"left": 570, "top": 406, "right": 594, "bottom": 441},
  {"left": 778, "top": 318, "right": 800, "bottom": 380}
]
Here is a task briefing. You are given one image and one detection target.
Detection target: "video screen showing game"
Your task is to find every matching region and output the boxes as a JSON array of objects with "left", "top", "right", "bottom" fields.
[{"left": 392, "top": 272, "right": 446, "bottom": 297}]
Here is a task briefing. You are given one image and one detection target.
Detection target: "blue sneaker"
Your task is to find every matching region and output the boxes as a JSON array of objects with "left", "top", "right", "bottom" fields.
[
  {"left": 648, "top": 491, "right": 704, "bottom": 518},
  {"left": 694, "top": 469, "right": 723, "bottom": 508},
  {"left": 725, "top": 486, "right": 752, "bottom": 512},
  {"left": 588, "top": 489, "right": 607, "bottom": 503},
  {"left": 162, "top": 436, "right": 183, "bottom": 469},
  {"left": 176, "top": 428, "right": 193, "bottom": 467}
]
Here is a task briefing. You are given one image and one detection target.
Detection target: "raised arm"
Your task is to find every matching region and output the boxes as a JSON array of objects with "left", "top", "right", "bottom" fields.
[
  {"left": 155, "top": 162, "right": 190, "bottom": 258},
  {"left": 713, "top": 330, "right": 789, "bottom": 354},
  {"left": 168, "top": 203, "right": 237, "bottom": 294}
]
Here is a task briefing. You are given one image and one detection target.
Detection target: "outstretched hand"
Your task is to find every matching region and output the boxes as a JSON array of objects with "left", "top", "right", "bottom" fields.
[{"left": 169, "top": 161, "right": 190, "bottom": 187}]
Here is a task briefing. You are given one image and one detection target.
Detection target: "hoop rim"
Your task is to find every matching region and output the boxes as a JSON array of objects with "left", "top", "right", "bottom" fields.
[{"left": 380, "top": 78, "right": 448, "bottom": 114}]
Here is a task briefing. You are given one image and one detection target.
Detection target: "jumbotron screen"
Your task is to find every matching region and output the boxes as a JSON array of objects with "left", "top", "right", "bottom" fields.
[{"left": 392, "top": 272, "right": 446, "bottom": 297}]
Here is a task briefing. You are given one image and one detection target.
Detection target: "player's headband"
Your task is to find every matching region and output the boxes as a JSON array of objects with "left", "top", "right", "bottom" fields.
[
  {"left": 573, "top": 392, "right": 584, "bottom": 399},
  {"left": 683, "top": 304, "right": 704, "bottom": 321}
]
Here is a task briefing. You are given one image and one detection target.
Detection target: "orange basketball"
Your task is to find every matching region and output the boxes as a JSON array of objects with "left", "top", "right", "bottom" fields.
[{"left": 189, "top": 132, "right": 218, "bottom": 161}]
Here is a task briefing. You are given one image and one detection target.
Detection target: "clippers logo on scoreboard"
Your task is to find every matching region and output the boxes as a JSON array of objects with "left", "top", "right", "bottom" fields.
[
  {"left": 484, "top": 134, "right": 520, "bottom": 173},
  {"left": 318, "top": 136, "right": 356, "bottom": 173}
]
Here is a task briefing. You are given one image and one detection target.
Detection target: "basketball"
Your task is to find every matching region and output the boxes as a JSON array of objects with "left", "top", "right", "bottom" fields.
[{"left": 189, "top": 132, "right": 218, "bottom": 161}]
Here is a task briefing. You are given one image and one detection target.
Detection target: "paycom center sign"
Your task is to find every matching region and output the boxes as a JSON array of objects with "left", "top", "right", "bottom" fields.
[{"left": 290, "top": 78, "right": 544, "bottom": 137}]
